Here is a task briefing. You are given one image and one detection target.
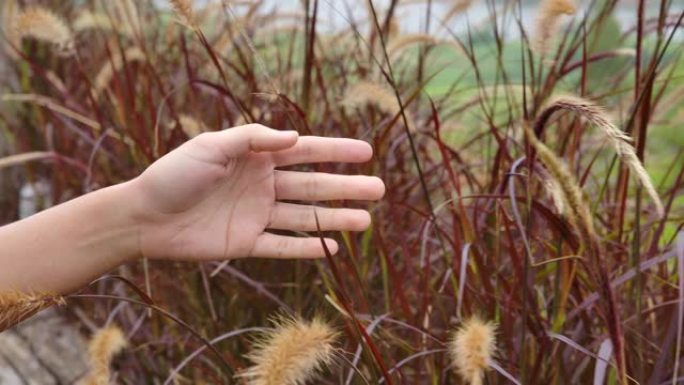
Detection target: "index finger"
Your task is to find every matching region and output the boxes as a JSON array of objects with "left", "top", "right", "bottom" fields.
[{"left": 272, "top": 136, "right": 373, "bottom": 167}]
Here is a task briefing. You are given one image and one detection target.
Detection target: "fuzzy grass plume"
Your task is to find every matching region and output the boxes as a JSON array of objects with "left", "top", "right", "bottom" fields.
[
  {"left": 80, "top": 325, "right": 127, "bottom": 385},
  {"left": 387, "top": 34, "right": 437, "bottom": 61},
  {"left": 73, "top": 12, "right": 115, "bottom": 33},
  {"left": 107, "top": 0, "right": 140, "bottom": 37},
  {"left": 11, "top": 6, "right": 74, "bottom": 54},
  {"left": 443, "top": 0, "right": 475, "bottom": 22},
  {"left": 524, "top": 120, "right": 628, "bottom": 384},
  {"left": 0, "top": 290, "right": 64, "bottom": 331},
  {"left": 533, "top": 0, "right": 576, "bottom": 54},
  {"left": 343, "top": 81, "right": 416, "bottom": 131},
  {"left": 1, "top": 0, "right": 20, "bottom": 58},
  {"left": 450, "top": 317, "right": 496, "bottom": 385},
  {"left": 178, "top": 114, "right": 207, "bottom": 138},
  {"left": 93, "top": 47, "right": 147, "bottom": 98},
  {"left": 537, "top": 95, "right": 664, "bottom": 218},
  {"left": 170, "top": 0, "right": 197, "bottom": 29},
  {"left": 240, "top": 316, "right": 337, "bottom": 385},
  {"left": 541, "top": 171, "right": 566, "bottom": 214},
  {"left": 524, "top": 123, "right": 595, "bottom": 239}
]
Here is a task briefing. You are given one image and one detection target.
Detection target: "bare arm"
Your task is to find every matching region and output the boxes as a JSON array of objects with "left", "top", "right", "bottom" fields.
[
  {"left": 0, "top": 124, "right": 385, "bottom": 294},
  {"left": 0, "top": 181, "right": 141, "bottom": 293}
]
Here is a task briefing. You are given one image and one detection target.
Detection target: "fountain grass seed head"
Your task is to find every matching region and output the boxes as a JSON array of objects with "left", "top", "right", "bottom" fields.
[{"left": 240, "top": 315, "right": 338, "bottom": 385}]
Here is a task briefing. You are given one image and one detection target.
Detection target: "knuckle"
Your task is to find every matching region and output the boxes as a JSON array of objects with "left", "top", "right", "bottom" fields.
[
  {"left": 345, "top": 211, "right": 361, "bottom": 229},
  {"left": 193, "top": 131, "right": 213, "bottom": 143},
  {"left": 267, "top": 205, "right": 279, "bottom": 227},
  {"left": 320, "top": 209, "right": 335, "bottom": 230},
  {"left": 241, "top": 123, "right": 269, "bottom": 134},
  {"left": 276, "top": 237, "right": 290, "bottom": 256},
  {"left": 305, "top": 174, "right": 318, "bottom": 199},
  {"left": 301, "top": 142, "right": 314, "bottom": 159},
  {"left": 298, "top": 207, "right": 312, "bottom": 229}
]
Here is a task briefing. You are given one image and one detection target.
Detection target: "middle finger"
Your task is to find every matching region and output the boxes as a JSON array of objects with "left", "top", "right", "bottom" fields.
[{"left": 274, "top": 171, "right": 385, "bottom": 201}]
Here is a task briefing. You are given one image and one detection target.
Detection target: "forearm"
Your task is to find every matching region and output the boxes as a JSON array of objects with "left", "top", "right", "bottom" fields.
[{"left": 0, "top": 180, "right": 141, "bottom": 294}]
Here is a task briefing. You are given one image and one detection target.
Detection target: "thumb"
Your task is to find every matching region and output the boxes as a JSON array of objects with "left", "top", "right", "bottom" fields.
[{"left": 214, "top": 124, "right": 298, "bottom": 157}]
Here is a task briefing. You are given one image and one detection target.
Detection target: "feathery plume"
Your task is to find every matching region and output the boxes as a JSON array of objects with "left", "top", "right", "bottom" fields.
[
  {"left": 0, "top": 290, "right": 64, "bottom": 331},
  {"left": 11, "top": 6, "right": 74, "bottom": 55},
  {"left": 93, "top": 47, "right": 146, "bottom": 98},
  {"left": 533, "top": 0, "right": 576, "bottom": 54},
  {"left": 364, "top": 3, "right": 399, "bottom": 39},
  {"left": 343, "top": 81, "right": 416, "bottom": 131},
  {"left": 539, "top": 95, "right": 664, "bottom": 218},
  {"left": 387, "top": 34, "right": 437, "bottom": 61},
  {"left": 104, "top": 0, "right": 140, "bottom": 37},
  {"left": 1, "top": 0, "right": 21, "bottom": 58},
  {"left": 170, "top": 0, "right": 196, "bottom": 29},
  {"left": 73, "top": 12, "right": 114, "bottom": 32},
  {"left": 525, "top": 117, "right": 629, "bottom": 383},
  {"left": 80, "top": 325, "right": 127, "bottom": 385},
  {"left": 450, "top": 317, "right": 497, "bottom": 385},
  {"left": 178, "top": 114, "right": 206, "bottom": 138},
  {"left": 524, "top": 123, "right": 594, "bottom": 236},
  {"left": 443, "top": 0, "right": 475, "bottom": 22},
  {"left": 541, "top": 172, "right": 566, "bottom": 214},
  {"left": 240, "top": 316, "right": 337, "bottom": 385},
  {"left": 387, "top": 16, "right": 400, "bottom": 40}
]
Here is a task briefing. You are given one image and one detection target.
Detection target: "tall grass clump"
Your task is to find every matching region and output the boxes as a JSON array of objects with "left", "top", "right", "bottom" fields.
[{"left": 0, "top": 0, "right": 682, "bottom": 384}]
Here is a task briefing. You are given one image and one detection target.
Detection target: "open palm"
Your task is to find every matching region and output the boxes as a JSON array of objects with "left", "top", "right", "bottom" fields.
[{"left": 134, "top": 124, "right": 384, "bottom": 261}]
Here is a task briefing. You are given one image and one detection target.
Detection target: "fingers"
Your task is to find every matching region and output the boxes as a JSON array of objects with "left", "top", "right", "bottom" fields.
[
  {"left": 249, "top": 233, "right": 339, "bottom": 259},
  {"left": 267, "top": 203, "right": 370, "bottom": 231},
  {"left": 272, "top": 136, "right": 373, "bottom": 166},
  {"left": 274, "top": 171, "right": 385, "bottom": 201},
  {"left": 204, "top": 124, "right": 298, "bottom": 157},
  {"left": 203, "top": 127, "right": 374, "bottom": 166}
]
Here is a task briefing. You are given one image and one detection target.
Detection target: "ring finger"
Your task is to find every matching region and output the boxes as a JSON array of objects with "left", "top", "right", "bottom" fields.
[{"left": 267, "top": 202, "right": 371, "bottom": 231}]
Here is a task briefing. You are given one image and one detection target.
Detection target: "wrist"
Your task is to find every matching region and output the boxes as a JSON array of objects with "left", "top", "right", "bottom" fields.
[{"left": 99, "top": 179, "right": 145, "bottom": 263}]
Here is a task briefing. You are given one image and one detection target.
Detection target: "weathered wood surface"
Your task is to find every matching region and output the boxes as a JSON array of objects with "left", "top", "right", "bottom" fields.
[{"left": 0, "top": 310, "right": 89, "bottom": 385}]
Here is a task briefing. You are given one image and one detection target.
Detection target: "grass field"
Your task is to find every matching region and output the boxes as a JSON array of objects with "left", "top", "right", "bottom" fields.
[{"left": 1, "top": 0, "right": 683, "bottom": 384}]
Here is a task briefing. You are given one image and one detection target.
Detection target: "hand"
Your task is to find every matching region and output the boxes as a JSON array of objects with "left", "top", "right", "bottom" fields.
[{"left": 132, "top": 124, "right": 385, "bottom": 261}]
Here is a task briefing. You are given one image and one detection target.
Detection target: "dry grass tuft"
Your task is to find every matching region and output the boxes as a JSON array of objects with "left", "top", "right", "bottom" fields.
[
  {"left": 343, "top": 81, "right": 416, "bottom": 131},
  {"left": 387, "top": 34, "right": 437, "bottom": 61},
  {"left": 80, "top": 325, "right": 127, "bottom": 385},
  {"left": 170, "top": 0, "right": 197, "bottom": 29},
  {"left": 178, "top": 114, "right": 207, "bottom": 138},
  {"left": 1, "top": 0, "right": 21, "bottom": 58},
  {"left": 98, "top": 0, "right": 140, "bottom": 38},
  {"left": 450, "top": 317, "right": 497, "bottom": 385},
  {"left": 0, "top": 290, "right": 65, "bottom": 331},
  {"left": 443, "top": 0, "right": 475, "bottom": 22},
  {"left": 11, "top": 6, "right": 74, "bottom": 55},
  {"left": 239, "top": 316, "right": 337, "bottom": 385},
  {"left": 73, "top": 11, "right": 114, "bottom": 33},
  {"left": 533, "top": 0, "right": 576, "bottom": 54},
  {"left": 524, "top": 123, "right": 595, "bottom": 238},
  {"left": 93, "top": 47, "right": 147, "bottom": 98},
  {"left": 541, "top": 95, "right": 664, "bottom": 218},
  {"left": 541, "top": 172, "right": 567, "bottom": 214}
]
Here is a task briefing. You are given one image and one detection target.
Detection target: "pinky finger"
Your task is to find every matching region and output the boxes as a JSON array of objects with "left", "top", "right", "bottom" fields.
[{"left": 249, "top": 233, "right": 339, "bottom": 259}]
